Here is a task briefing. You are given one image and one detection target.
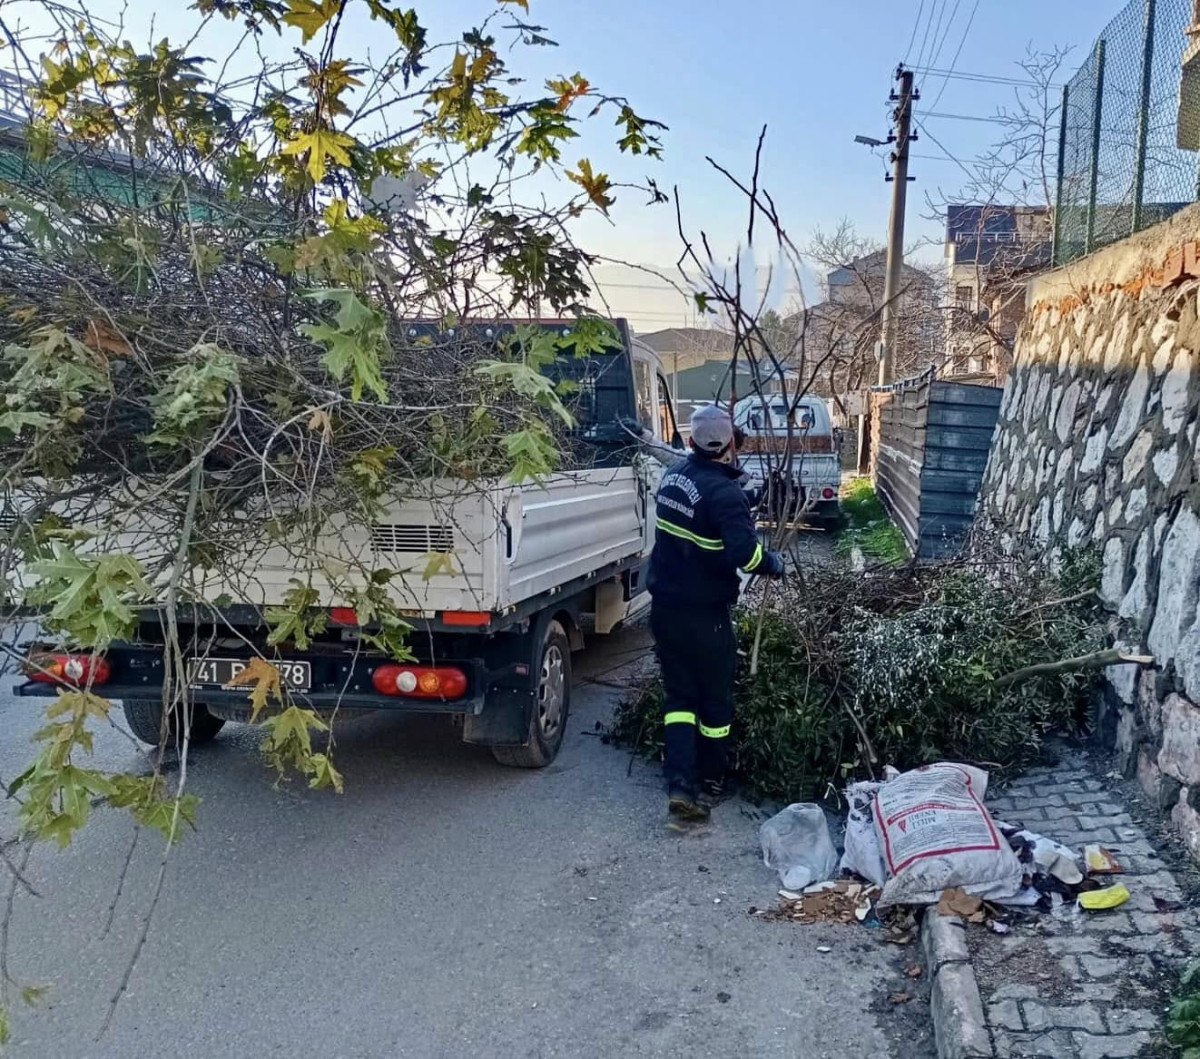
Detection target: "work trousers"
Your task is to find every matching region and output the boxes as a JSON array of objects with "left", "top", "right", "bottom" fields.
[{"left": 650, "top": 600, "right": 736, "bottom": 795}]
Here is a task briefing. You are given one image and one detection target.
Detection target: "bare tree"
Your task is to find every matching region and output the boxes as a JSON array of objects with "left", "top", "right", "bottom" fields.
[
  {"left": 800, "top": 222, "right": 944, "bottom": 409},
  {"left": 923, "top": 48, "right": 1070, "bottom": 380}
]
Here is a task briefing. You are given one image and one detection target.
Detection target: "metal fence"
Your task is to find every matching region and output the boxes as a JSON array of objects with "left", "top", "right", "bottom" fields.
[
  {"left": 1055, "top": 0, "right": 1198, "bottom": 266},
  {"left": 870, "top": 368, "right": 1002, "bottom": 558}
]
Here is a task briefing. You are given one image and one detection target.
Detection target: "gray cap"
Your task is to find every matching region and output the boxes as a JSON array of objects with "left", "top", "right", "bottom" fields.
[{"left": 690, "top": 404, "right": 734, "bottom": 454}]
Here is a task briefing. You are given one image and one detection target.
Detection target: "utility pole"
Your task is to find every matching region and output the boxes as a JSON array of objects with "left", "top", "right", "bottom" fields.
[{"left": 878, "top": 65, "right": 916, "bottom": 386}]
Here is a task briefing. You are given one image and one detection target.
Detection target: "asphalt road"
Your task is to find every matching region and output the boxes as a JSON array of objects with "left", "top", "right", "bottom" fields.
[{"left": 0, "top": 539, "right": 931, "bottom": 1058}]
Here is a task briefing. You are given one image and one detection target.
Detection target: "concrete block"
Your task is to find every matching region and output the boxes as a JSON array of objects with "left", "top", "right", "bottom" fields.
[{"left": 931, "top": 963, "right": 992, "bottom": 1059}]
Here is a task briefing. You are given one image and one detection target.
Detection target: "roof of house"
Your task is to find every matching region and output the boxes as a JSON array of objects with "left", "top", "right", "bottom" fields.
[
  {"left": 636, "top": 327, "right": 734, "bottom": 354},
  {"left": 826, "top": 250, "right": 930, "bottom": 288}
]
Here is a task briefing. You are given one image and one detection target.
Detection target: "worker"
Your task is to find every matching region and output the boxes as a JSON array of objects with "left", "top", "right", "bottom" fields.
[{"left": 647, "top": 404, "right": 785, "bottom": 827}]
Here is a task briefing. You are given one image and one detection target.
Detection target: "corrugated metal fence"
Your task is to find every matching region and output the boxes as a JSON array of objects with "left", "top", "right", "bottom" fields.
[{"left": 871, "top": 369, "right": 1002, "bottom": 558}]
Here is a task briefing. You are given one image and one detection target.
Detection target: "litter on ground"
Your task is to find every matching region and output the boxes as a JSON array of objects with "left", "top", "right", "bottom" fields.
[
  {"left": 1079, "top": 884, "right": 1131, "bottom": 911},
  {"left": 1083, "top": 844, "right": 1123, "bottom": 874},
  {"left": 754, "top": 761, "right": 1160, "bottom": 945}
]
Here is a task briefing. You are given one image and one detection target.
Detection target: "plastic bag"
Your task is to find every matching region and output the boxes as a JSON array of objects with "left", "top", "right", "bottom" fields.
[
  {"left": 760, "top": 803, "right": 838, "bottom": 890},
  {"left": 873, "top": 763, "right": 1023, "bottom": 907},
  {"left": 839, "top": 780, "right": 887, "bottom": 887}
]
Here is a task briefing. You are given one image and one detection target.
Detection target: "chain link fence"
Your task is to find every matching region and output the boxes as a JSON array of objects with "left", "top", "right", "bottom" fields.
[{"left": 1055, "top": 0, "right": 1198, "bottom": 266}]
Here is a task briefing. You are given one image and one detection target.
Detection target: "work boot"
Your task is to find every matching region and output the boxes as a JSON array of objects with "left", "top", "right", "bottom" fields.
[
  {"left": 698, "top": 777, "right": 728, "bottom": 809},
  {"left": 668, "top": 785, "right": 711, "bottom": 825}
]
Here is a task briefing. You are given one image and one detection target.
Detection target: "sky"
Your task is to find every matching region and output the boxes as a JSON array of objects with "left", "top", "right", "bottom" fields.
[{"left": 2, "top": 0, "right": 1126, "bottom": 331}]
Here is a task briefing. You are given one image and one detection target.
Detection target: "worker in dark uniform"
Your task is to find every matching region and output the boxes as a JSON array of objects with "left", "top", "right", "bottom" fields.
[{"left": 647, "top": 404, "right": 785, "bottom": 826}]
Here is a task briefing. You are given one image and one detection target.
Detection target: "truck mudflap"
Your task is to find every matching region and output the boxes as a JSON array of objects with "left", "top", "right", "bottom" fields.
[{"left": 15, "top": 642, "right": 504, "bottom": 715}]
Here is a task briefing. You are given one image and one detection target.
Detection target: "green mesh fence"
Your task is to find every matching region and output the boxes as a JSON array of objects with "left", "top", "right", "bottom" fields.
[{"left": 1055, "top": 0, "right": 1198, "bottom": 266}]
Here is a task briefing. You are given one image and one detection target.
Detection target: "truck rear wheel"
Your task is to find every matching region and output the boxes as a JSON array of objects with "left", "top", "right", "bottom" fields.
[
  {"left": 122, "top": 698, "right": 226, "bottom": 748},
  {"left": 492, "top": 619, "right": 572, "bottom": 768}
]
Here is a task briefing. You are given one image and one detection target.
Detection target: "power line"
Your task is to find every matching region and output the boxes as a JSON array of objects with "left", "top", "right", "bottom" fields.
[
  {"left": 919, "top": 109, "right": 1022, "bottom": 125},
  {"left": 904, "top": 0, "right": 928, "bottom": 61},
  {"left": 930, "top": 0, "right": 982, "bottom": 111},
  {"left": 921, "top": 0, "right": 953, "bottom": 85},
  {"left": 914, "top": 118, "right": 978, "bottom": 182},
  {"left": 927, "top": 0, "right": 964, "bottom": 80},
  {"left": 910, "top": 65, "right": 1044, "bottom": 88},
  {"left": 914, "top": 0, "right": 941, "bottom": 74},
  {"left": 911, "top": 153, "right": 975, "bottom": 163}
]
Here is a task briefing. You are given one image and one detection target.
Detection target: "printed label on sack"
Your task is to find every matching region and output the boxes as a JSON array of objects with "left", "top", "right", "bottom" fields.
[{"left": 875, "top": 764, "right": 1000, "bottom": 875}]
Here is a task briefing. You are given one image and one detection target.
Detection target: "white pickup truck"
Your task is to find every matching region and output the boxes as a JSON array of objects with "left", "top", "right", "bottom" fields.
[
  {"left": 15, "top": 320, "right": 685, "bottom": 768},
  {"left": 732, "top": 392, "right": 842, "bottom": 526}
]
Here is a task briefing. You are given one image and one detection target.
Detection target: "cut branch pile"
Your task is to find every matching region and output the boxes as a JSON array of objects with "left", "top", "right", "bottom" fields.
[{"left": 611, "top": 540, "right": 1108, "bottom": 801}]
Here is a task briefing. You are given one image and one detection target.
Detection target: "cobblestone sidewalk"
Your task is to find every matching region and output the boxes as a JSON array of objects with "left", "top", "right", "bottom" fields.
[{"left": 966, "top": 748, "right": 1197, "bottom": 1058}]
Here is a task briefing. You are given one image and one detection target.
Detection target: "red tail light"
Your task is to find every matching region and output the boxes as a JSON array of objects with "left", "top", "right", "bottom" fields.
[
  {"left": 442, "top": 611, "right": 491, "bottom": 627},
  {"left": 329, "top": 607, "right": 359, "bottom": 626},
  {"left": 26, "top": 653, "right": 111, "bottom": 686},
  {"left": 822, "top": 487, "right": 836, "bottom": 500},
  {"left": 371, "top": 664, "right": 468, "bottom": 700}
]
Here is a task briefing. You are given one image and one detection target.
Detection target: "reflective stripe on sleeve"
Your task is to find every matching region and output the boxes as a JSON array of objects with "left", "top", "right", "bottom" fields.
[
  {"left": 699, "top": 723, "right": 731, "bottom": 739},
  {"left": 742, "top": 542, "right": 764, "bottom": 572},
  {"left": 664, "top": 711, "right": 697, "bottom": 726}
]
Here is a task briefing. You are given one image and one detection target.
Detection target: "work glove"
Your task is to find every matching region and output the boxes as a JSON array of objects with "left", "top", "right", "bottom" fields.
[{"left": 761, "top": 550, "right": 786, "bottom": 578}]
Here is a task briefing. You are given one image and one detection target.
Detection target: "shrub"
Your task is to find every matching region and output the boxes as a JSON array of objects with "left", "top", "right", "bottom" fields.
[{"left": 610, "top": 547, "right": 1103, "bottom": 802}]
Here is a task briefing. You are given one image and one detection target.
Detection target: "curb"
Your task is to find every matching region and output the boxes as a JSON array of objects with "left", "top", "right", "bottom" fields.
[{"left": 920, "top": 912, "right": 994, "bottom": 1059}]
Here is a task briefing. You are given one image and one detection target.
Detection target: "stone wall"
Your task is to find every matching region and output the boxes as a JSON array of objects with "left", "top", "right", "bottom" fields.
[{"left": 980, "top": 203, "right": 1200, "bottom": 862}]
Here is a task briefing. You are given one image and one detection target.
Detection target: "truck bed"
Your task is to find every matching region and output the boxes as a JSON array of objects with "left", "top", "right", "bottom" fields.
[{"left": 190, "top": 467, "right": 645, "bottom": 616}]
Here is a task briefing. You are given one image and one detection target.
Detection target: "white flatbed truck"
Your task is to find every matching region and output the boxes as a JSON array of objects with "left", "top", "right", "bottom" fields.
[{"left": 15, "top": 319, "right": 685, "bottom": 767}]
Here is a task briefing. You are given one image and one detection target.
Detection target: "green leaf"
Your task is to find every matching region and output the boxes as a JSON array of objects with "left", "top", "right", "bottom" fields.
[
  {"left": 264, "top": 580, "right": 326, "bottom": 650},
  {"left": 516, "top": 104, "right": 578, "bottom": 164},
  {"left": 561, "top": 316, "right": 619, "bottom": 357},
  {"left": 0, "top": 409, "right": 56, "bottom": 435},
  {"left": 421, "top": 552, "right": 458, "bottom": 580},
  {"left": 26, "top": 545, "right": 149, "bottom": 647},
  {"left": 476, "top": 360, "right": 573, "bottom": 425},
  {"left": 300, "top": 290, "right": 389, "bottom": 402},
  {"left": 303, "top": 287, "right": 379, "bottom": 331},
  {"left": 302, "top": 324, "right": 388, "bottom": 403},
  {"left": 281, "top": 0, "right": 340, "bottom": 43},
  {"left": 307, "top": 752, "right": 343, "bottom": 793},
  {"left": 502, "top": 425, "right": 558, "bottom": 482},
  {"left": 280, "top": 125, "right": 356, "bottom": 183}
]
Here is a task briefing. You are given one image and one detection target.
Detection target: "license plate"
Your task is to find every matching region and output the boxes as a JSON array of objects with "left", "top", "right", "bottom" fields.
[{"left": 187, "top": 658, "right": 312, "bottom": 693}]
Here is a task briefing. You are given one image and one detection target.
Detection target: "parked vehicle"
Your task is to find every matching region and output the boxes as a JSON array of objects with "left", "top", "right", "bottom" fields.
[
  {"left": 731, "top": 392, "right": 841, "bottom": 526},
  {"left": 15, "top": 320, "right": 682, "bottom": 768}
]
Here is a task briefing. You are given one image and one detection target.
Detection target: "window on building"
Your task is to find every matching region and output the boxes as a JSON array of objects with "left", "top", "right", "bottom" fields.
[{"left": 955, "top": 285, "right": 975, "bottom": 310}]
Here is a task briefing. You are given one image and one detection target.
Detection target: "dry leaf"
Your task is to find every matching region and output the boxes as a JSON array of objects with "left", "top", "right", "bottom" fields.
[
  {"left": 85, "top": 319, "right": 132, "bottom": 356},
  {"left": 905, "top": 965, "right": 923, "bottom": 979},
  {"left": 936, "top": 887, "right": 983, "bottom": 919},
  {"left": 228, "top": 657, "right": 283, "bottom": 722},
  {"left": 889, "top": 992, "right": 912, "bottom": 1005},
  {"left": 307, "top": 407, "right": 333, "bottom": 437}
]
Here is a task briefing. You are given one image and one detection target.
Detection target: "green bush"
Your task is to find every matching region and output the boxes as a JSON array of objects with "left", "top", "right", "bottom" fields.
[
  {"left": 1168, "top": 960, "right": 1200, "bottom": 1057},
  {"left": 610, "top": 548, "right": 1103, "bottom": 802}
]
